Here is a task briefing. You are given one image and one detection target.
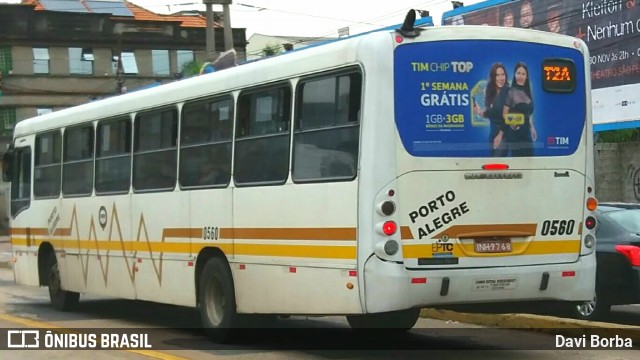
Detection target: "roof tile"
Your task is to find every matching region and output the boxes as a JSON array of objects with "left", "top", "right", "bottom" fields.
[{"left": 22, "top": 0, "right": 214, "bottom": 28}]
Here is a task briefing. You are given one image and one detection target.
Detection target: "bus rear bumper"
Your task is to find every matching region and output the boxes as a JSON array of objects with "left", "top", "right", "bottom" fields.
[{"left": 362, "top": 254, "right": 596, "bottom": 313}]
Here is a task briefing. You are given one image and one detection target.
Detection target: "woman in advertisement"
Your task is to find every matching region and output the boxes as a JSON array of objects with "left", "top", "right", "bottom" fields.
[
  {"left": 503, "top": 62, "right": 537, "bottom": 157},
  {"left": 473, "top": 62, "right": 509, "bottom": 156}
]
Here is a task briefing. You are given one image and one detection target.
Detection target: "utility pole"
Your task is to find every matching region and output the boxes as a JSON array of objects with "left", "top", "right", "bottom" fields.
[
  {"left": 203, "top": 0, "right": 234, "bottom": 59},
  {"left": 221, "top": 0, "right": 234, "bottom": 51},
  {"left": 203, "top": 0, "right": 217, "bottom": 60},
  {"left": 116, "top": 34, "right": 125, "bottom": 94}
]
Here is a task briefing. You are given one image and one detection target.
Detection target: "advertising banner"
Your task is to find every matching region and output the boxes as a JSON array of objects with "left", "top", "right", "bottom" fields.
[
  {"left": 393, "top": 40, "right": 586, "bottom": 157},
  {"left": 442, "top": 0, "right": 640, "bottom": 129}
]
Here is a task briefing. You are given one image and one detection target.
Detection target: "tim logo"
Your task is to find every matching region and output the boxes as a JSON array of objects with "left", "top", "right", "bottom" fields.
[
  {"left": 547, "top": 136, "right": 569, "bottom": 146},
  {"left": 7, "top": 330, "right": 40, "bottom": 348}
]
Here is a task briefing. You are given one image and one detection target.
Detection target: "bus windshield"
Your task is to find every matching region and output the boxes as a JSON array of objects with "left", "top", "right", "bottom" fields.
[{"left": 393, "top": 40, "right": 586, "bottom": 158}]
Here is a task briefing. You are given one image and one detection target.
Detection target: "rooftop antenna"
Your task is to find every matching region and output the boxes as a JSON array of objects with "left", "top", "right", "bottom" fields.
[{"left": 396, "top": 9, "right": 422, "bottom": 38}]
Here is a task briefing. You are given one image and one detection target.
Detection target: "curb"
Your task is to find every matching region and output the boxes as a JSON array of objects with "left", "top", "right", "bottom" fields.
[{"left": 420, "top": 308, "right": 640, "bottom": 345}]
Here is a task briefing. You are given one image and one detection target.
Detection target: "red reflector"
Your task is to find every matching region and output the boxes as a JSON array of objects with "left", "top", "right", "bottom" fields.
[
  {"left": 289, "top": 267, "right": 297, "bottom": 273},
  {"left": 482, "top": 163, "right": 509, "bottom": 170},
  {"left": 395, "top": 35, "right": 404, "bottom": 43},
  {"left": 187, "top": 261, "right": 194, "bottom": 267},
  {"left": 615, "top": 245, "right": 640, "bottom": 266},
  {"left": 239, "top": 264, "right": 246, "bottom": 270},
  {"left": 411, "top": 277, "right": 427, "bottom": 284},
  {"left": 137, "top": 258, "right": 142, "bottom": 263},
  {"left": 383, "top": 221, "right": 397, "bottom": 236},
  {"left": 348, "top": 270, "right": 357, "bottom": 277},
  {"left": 562, "top": 271, "right": 576, "bottom": 277}
]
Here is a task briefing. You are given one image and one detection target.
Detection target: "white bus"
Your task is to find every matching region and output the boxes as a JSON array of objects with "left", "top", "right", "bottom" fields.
[{"left": 5, "top": 13, "right": 597, "bottom": 341}]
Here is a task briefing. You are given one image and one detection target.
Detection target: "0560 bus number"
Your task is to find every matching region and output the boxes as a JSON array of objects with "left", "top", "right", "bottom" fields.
[
  {"left": 203, "top": 226, "right": 220, "bottom": 240},
  {"left": 540, "top": 220, "right": 575, "bottom": 236}
]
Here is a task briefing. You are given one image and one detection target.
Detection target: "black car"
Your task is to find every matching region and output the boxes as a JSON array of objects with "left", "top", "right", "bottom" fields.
[{"left": 572, "top": 203, "right": 640, "bottom": 320}]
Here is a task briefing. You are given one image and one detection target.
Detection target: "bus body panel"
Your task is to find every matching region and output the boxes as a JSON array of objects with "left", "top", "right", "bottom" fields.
[
  {"left": 60, "top": 195, "right": 136, "bottom": 301},
  {"left": 398, "top": 169, "right": 585, "bottom": 268},
  {"left": 131, "top": 191, "right": 194, "bottom": 305},
  {"left": 231, "top": 182, "right": 361, "bottom": 314},
  {"left": 362, "top": 253, "right": 596, "bottom": 311},
  {"left": 356, "top": 28, "right": 595, "bottom": 309}
]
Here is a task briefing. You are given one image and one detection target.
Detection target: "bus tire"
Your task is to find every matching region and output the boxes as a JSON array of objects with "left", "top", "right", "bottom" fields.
[
  {"left": 346, "top": 308, "right": 420, "bottom": 332},
  {"left": 198, "top": 257, "right": 238, "bottom": 343},
  {"left": 47, "top": 253, "right": 79, "bottom": 311}
]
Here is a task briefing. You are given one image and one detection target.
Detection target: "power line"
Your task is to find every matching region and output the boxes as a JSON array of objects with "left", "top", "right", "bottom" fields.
[{"left": 243, "top": 0, "right": 448, "bottom": 57}]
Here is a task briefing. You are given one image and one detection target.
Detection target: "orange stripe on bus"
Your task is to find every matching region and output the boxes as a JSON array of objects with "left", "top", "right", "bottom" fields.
[
  {"left": 227, "top": 228, "right": 356, "bottom": 241},
  {"left": 400, "top": 226, "right": 414, "bottom": 240},
  {"left": 54, "top": 228, "right": 71, "bottom": 236},
  {"left": 10, "top": 227, "right": 356, "bottom": 241},
  {"left": 10, "top": 228, "right": 49, "bottom": 236},
  {"left": 163, "top": 228, "right": 203, "bottom": 239},
  {"left": 11, "top": 237, "right": 355, "bottom": 259}
]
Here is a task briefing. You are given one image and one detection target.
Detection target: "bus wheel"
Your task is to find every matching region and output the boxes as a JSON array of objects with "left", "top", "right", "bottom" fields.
[
  {"left": 198, "top": 257, "right": 238, "bottom": 342},
  {"left": 346, "top": 308, "right": 420, "bottom": 332},
  {"left": 47, "top": 253, "right": 79, "bottom": 311}
]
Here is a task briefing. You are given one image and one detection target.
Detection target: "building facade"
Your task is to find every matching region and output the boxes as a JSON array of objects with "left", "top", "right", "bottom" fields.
[
  {"left": 0, "top": 0, "right": 247, "bottom": 150},
  {"left": 0, "top": 0, "right": 246, "bottom": 233}
]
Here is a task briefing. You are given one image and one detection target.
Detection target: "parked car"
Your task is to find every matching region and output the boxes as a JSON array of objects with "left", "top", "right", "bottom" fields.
[{"left": 572, "top": 203, "right": 640, "bottom": 320}]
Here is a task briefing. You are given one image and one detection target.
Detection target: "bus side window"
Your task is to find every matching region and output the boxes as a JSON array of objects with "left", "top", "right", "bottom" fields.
[
  {"left": 62, "top": 124, "right": 94, "bottom": 196},
  {"left": 96, "top": 117, "right": 132, "bottom": 194},
  {"left": 180, "top": 96, "right": 233, "bottom": 188},
  {"left": 133, "top": 109, "right": 178, "bottom": 192},
  {"left": 234, "top": 85, "right": 291, "bottom": 185},
  {"left": 293, "top": 71, "right": 361, "bottom": 182},
  {"left": 10, "top": 146, "right": 31, "bottom": 218},
  {"left": 34, "top": 131, "right": 61, "bottom": 198}
]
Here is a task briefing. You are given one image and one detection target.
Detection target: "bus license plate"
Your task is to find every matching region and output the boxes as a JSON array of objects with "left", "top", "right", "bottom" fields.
[{"left": 474, "top": 238, "right": 511, "bottom": 253}]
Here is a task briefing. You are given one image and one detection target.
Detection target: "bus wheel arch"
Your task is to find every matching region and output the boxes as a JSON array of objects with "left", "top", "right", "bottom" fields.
[
  {"left": 39, "top": 244, "right": 79, "bottom": 311},
  {"left": 195, "top": 248, "right": 238, "bottom": 342},
  {"left": 37, "top": 242, "right": 55, "bottom": 286}
]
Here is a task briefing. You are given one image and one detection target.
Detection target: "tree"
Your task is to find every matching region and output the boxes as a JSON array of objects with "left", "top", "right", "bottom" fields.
[
  {"left": 262, "top": 44, "right": 282, "bottom": 57},
  {"left": 596, "top": 128, "right": 640, "bottom": 143},
  {"left": 180, "top": 60, "right": 205, "bottom": 78}
]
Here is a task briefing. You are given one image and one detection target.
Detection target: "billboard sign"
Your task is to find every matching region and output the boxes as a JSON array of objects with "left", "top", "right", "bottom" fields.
[
  {"left": 394, "top": 40, "right": 586, "bottom": 158},
  {"left": 442, "top": 0, "right": 640, "bottom": 131}
]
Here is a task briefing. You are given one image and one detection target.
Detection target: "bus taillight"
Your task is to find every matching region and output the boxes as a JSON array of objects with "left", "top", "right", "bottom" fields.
[
  {"left": 586, "top": 197, "right": 598, "bottom": 211},
  {"left": 482, "top": 163, "right": 509, "bottom": 170},
  {"left": 382, "top": 221, "right": 397, "bottom": 236},
  {"left": 585, "top": 216, "right": 596, "bottom": 230}
]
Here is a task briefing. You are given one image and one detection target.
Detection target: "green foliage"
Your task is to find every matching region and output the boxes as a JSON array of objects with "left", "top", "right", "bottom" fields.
[
  {"left": 596, "top": 128, "right": 640, "bottom": 143},
  {"left": 262, "top": 44, "right": 282, "bottom": 57},
  {"left": 181, "top": 60, "right": 204, "bottom": 78}
]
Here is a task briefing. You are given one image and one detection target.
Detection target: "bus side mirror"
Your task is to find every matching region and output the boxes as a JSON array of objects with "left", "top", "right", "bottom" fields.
[{"left": 2, "top": 149, "right": 13, "bottom": 183}]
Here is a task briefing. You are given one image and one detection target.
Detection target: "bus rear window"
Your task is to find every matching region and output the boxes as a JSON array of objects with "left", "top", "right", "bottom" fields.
[{"left": 393, "top": 40, "right": 586, "bottom": 158}]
